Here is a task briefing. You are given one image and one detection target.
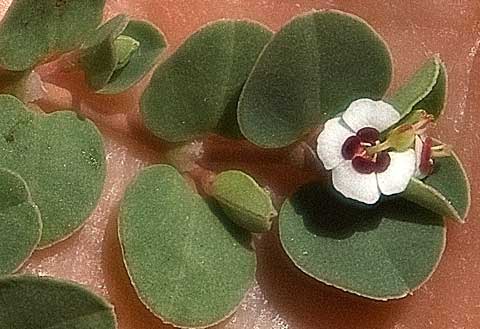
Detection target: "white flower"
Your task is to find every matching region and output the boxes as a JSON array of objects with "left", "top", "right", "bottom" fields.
[{"left": 316, "top": 98, "right": 416, "bottom": 204}]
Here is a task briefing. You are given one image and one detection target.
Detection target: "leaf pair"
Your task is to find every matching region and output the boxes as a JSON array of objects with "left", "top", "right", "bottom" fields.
[
  {"left": 81, "top": 15, "right": 167, "bottom": 94},
  {"left": 0, "top": 95, "right": 106, "bottom": 274},
  {"left": 0, "top": 1, "right": 164, "bottom": 95}
]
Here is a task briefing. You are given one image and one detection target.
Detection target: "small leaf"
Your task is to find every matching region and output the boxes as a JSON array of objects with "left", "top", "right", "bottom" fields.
[
  {"left": 0, "top": 0, "right": 106, "bottom": 71},
  {"left": 82, "top": 17, "right": 165, "bottom": 94},
  {"left": 0, "top": 169, "right": 41, "bottom": 275},
  {"left": 81, "top": 15, "right": 130, "bottom": 90},
  {"left": 0, "top": 275, "right": 117, "bottom": 328},
  {"left": 403, "top": 150, "right": 470, "bottom": 222},
  {"left": 97, "top": 20, "right": 167, "bottom": 94},
  {"left": 113, "top": 35, "right": 140, "bottom": 70},
  {"left": 414, "top": 59, "right": 446, "bottom": 118},
  {"left": 238, "top": 10, "right": 392, "bottom": 148},
  {"left": 279, "top": 183, "right": 445, "bottom": 300},
  {"left": 388, "top": 56, "right": 446, "bottom": 118},
  {"left": 141, "top": 20, "right": 272, "bottom": 142},
  {"left": 119, "top": 165, "right": 256, "bottom": 328},
  {"left": 211, "top": 170, "right": 277, "bottom": 233},
  {"left": 0, "top": 95, "right": 106, "bottom": 248}
]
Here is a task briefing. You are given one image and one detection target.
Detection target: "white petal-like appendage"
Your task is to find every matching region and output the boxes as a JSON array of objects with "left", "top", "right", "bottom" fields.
[
  {"left": 316, "top": 117, "right": 355, "bottom": 170},
  {"left": 332, "top": 161, "right": 381, "bottom": 204},
  {"left": 377, "top": 149, "right": 416, "bottom": 195},
  {"left": 342, "top": 99, "right": 400, "bottom": 133}
]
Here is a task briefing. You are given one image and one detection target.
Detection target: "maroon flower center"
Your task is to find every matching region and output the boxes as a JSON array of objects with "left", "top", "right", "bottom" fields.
[
  {"left": 357, "top": 127, "right": 379, "bottom": 144},
  {"left": 341, "top": 127, "right": 390, "bottom": 174}
]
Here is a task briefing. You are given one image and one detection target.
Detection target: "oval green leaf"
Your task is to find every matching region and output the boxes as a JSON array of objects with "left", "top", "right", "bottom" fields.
[
  {"left": 211, "top": 170, "right": 277, "bottom": 233},
  {"left": 0, "top": 275, "right": 117, "bottom": 328},
  {"left": 403, "top": 150, "right": 470, "bottom": 222},
  {"left": 141, "top": 20, "right": 272, "bottom": 142},
  {"left": 0, "top": 0, "right": 106, "bottom": 71},
  {"left": 0, "top": 95, "right": 106, "bottom": 248},
  {"left": 119, "top": 165, "right": 256, "bottom": 328},
  {"left": 238, "top": 10, "right": 393, "bottom": 148},
  {"left": 0, "top": 169, "right": 41, "bottom": 275},
  {"left": 279, "top": 183, "right": 445, "bottom": 300},
  {"left": 388, "top": 56, "right": 446, "bottom": 118}
]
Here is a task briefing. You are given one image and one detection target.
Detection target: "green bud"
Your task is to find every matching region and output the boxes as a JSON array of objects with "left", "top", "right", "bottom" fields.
[
  {"left": 211, "top": 170, "right": 277, "bottom": 233},
  {"left": 113, "top": 35, "right": 140, "bottom": 71}
]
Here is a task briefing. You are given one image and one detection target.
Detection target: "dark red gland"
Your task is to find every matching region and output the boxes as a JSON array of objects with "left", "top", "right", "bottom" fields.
[
  {"left": 342, "top": 136, "right": 362, "bottom": 160},
  {"left": 352, "top": 156, "right": 377, "bottom": 174},
  {"left": 352, "top": 152, "right": 391, "bottom": 174},
  {"left": 375, "top": 151, "right": 391, "bottom": 173},
  {"left": 357, "top": 127, "right": 380, "bottom": 144},
  {"left": 419, "top": 136, "right": 434, "bottom": 175}
]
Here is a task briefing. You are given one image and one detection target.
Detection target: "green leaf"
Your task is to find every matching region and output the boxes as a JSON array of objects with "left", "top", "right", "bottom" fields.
[
  {"left": 0, "top": 169, "right": 41, "bottom": 275},
  {"left": 0, "top": 95, "right": 106, "bottom": 248},
  {"left": 403, "top": 150, "right": 470, "bottom": 222},
  {"left": 279, "top": 183, "right": 445, "bottom": 300},
  {"left": 82, "top": 17, "right": 165, "bottom": 94},
  {"left": 119, "top": 165, "right": 256, "bottom": 328},
  {"left": 388, "top": 56, "right": 446, "bottom": 118},
  {"left": 81, "top": 15, "right": 130, "bottom": 90},
  {"left": 97, "top": 20, "right": 167, "bottom": 94},
  {"left": 0, "top": 0, "right": 106, "bottom": 71},
  {"left": 238, "top": 10, "right": 392, "bottom": 148},
  {"left": 414, "top": 59, "right": 446, "bottom": 118},
  {"left": 211, "top": 170, "right": 277, "bottom": 233},
  {"left": 141, "top": 20, "right": 272, "bottom": 142},
  {"left": 0, "top": 275, "right": 117, "bottom": 329}
]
